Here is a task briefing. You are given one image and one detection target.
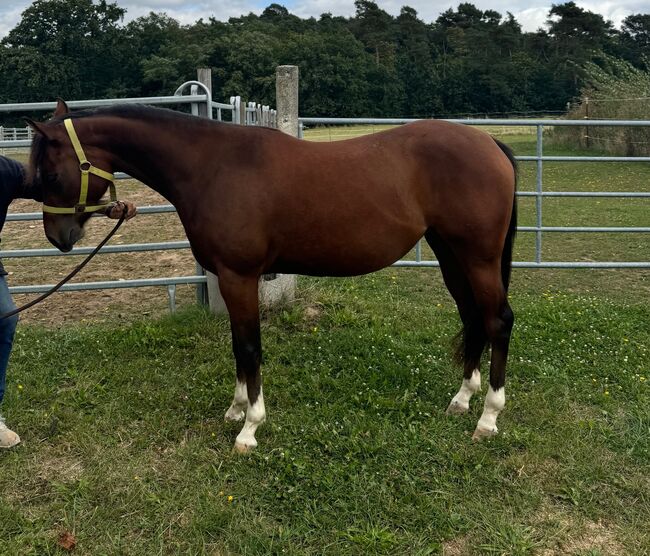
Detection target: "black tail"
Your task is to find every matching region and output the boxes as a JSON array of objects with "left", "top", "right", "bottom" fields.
[{"left": 494, "top": 138, "right": 517, "bottom": 292}]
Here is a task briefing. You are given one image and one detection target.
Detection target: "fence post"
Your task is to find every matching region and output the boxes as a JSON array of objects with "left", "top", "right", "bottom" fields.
[
  {"left": 277, "top": 65, "right": 300, "bottom": 137},
  {"left": 194, "top": 68, "right": 211, "bottom": 306}
]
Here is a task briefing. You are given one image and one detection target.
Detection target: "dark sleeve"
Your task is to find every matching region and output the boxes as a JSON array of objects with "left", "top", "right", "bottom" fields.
[
  {"left": 0, "top": 156, "right": 41, "bottom": 202},
  {"left": 0, "top": 156, "right": 27, "bottom": 202}
]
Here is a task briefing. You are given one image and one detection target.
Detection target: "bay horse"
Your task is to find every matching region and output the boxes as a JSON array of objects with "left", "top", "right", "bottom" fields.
[{"left": 27, "top": 101, "right": 516, "bottom": 452}]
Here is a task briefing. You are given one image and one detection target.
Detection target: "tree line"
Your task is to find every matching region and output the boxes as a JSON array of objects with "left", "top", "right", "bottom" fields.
[{"left": 1, "top": 0, "right": 649, "bottom": 119}]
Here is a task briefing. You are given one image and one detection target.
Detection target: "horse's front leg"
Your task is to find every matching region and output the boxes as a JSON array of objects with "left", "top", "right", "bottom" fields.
[{"left": 218, "top": 270, "right": 265, "bottom": 453}]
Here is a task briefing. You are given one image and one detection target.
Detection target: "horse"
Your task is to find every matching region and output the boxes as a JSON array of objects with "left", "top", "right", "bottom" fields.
[{"left": 26, "top": 100, "right": 517, "bottom": 453}]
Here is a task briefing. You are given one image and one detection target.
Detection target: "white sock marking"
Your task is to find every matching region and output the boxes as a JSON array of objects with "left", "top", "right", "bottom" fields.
[
  {"left": 476, "top": 386, "right": 505, "bottom": 433},
  {"left": 225, "top": 380, "right": 248, "bottom": 421},
  {"left": 449, "top": 369, "right": 481, "bottom": 411},
  {"left": 235, "top": 388, "right": 266, "bottom": 450}
]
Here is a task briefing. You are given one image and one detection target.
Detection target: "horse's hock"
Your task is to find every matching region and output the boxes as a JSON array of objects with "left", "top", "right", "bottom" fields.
[{"left": 206, "top": 65, "right": 298, "bottom": 315}]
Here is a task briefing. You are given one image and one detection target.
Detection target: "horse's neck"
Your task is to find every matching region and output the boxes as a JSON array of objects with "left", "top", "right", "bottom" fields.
[{"left": 92, "top": 115, "right": 223, "bottom": 209}]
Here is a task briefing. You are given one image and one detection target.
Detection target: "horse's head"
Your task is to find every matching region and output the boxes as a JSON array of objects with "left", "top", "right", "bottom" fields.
[{"left": 27, "top": 100, "right": 115, "bottom": 252}]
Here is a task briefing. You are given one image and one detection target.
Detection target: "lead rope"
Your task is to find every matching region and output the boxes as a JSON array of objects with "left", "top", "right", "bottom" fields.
[{"left": 0, "top": 209, "right": 127, "bottom": 320}]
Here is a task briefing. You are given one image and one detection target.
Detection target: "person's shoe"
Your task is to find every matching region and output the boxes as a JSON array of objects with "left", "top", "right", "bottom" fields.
[{"left": 0, "top": 416, "right": 20, "bottom": 448}]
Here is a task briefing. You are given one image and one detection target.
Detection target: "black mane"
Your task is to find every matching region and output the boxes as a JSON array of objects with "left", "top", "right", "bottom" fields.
[{"left": 56, "top": 103, "right": 205, "bottom": 124}]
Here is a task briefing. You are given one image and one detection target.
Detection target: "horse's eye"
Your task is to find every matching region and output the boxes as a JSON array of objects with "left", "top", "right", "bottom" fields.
[{"left": 46, "top": 173, "right": 58, "bottom": 183}]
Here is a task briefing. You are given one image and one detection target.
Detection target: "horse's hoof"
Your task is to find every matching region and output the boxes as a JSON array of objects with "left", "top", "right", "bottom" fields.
[
  {"left": 472, "top": 426, "right": 498, "bottom": 441},
  {"left": 233, "top": 440, "right": 256, "bottom": 454},
  {"left": 224, "top": 408, "right": 245, "bottom": 422},
  {"left": 446, "top": 400, "right": 469, "bottom": 415}
]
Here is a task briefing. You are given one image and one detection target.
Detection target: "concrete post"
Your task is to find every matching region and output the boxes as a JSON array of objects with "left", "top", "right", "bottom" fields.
[
  {"left": 260, "top": 65, "right": 299, "bottom": 305},
  {"left": 277, "top": 65, "right": 300, "bottom": 137}
]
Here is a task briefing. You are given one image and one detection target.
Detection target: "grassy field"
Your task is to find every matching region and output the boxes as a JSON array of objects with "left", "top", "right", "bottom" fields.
[{"left": 0, "top": 126, "right": 648, "bottom": 554}]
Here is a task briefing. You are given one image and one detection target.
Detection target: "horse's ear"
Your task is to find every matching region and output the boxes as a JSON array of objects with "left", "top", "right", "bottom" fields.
[
  {"left": 24, "top": 118, "right": 50, "bottom": 138},
  {"left": 54, "top": 99, "right": 70, "bottom": 117},
  {"left": 23, "top": 118, "right": 47, "bottom": 137}
]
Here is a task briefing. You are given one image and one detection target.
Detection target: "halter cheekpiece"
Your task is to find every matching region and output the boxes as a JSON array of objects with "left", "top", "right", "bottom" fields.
[{"left": 42, "top": 118, "right": 117, "bottom": 215}]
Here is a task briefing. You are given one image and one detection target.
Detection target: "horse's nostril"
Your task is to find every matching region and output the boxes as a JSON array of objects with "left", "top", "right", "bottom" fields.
[{"left": 47, "top": 234, "right": 71, "bottom": 253}]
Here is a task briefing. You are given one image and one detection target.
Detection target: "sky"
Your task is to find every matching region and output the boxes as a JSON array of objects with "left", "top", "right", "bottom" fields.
[{"left": 1, "top": 0, "right": 648, "bottom": 38}]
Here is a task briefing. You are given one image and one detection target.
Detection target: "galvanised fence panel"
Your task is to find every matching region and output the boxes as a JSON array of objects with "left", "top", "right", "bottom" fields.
[
  {"left": 300, "top": 117, "right": 650, "bottom": 269},
  {"left": 0, "top": 83, "right": 276, "bottom": 311}
]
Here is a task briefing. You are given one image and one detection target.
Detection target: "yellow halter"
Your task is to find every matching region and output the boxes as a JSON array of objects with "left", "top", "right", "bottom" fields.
[{"left": 42, "top": 118, "right": 117, "bottom": 214}]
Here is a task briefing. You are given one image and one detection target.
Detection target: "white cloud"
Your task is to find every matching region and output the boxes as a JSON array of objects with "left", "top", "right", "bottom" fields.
[
  {"left": 0, "top": 5, "right": 27, "bottom": 38},
  {"left": 0, "top": 0, "right": 647, "bottom": 38}
]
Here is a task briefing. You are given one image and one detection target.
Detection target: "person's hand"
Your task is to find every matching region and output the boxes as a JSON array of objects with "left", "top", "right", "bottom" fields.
[{"left": 104, "top": 201, "right": 137, "bottom": 220}]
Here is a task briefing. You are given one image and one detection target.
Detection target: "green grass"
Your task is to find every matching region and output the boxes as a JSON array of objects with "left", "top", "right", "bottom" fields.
[
  {"left": 0, "top": 270, "right": 649, "bottom": 554},
  {"left": 0, "top": 127, "right": 648, "bottom": 554}
]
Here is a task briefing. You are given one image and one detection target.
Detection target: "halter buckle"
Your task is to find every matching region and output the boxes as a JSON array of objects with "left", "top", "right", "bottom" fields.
[
  {"left": 74, "top": 203, "right": 86, "bottom": 214},
  {"left": 79, "top": 161, "right": 91, "bottom": 172}
]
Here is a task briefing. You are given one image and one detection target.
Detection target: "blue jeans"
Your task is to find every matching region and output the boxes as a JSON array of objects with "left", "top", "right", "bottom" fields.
[{"left": 0, "top": 276, "right": 18, "bottom": 406}]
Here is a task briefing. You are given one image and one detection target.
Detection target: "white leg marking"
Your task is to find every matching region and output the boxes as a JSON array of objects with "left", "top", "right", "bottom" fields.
[
  {"left": 473, "top": 386, "right": 505, "bottom": 440},
  {"left": 234, "top": 388, "right": 266, "bottom": 453},
  {"left": 446, "top": 370, "right": 481, "bottom": 415},
  {"left": 225, "top": 380, "right": 248, "bottom": 422}
]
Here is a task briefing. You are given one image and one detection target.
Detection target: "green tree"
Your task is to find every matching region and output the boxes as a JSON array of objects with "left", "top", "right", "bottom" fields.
[
  {"left": 1, "top": 0, "right": 127, "bottom": 100},
  {"left": 620, "top": 14, "right": 650, "bottom": 67},
  {"left": 546, "top": 2, "right": 616, "bottom": 92},
  {"left": 395, "top": 7, "right": 441, "bottom": 116}
]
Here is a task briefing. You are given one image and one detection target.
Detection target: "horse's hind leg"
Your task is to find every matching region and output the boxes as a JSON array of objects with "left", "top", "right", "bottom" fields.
[
  {"left": 465, "top": 260, "right": 514, "bottom": 440},
  {"left": 425, "top": 230, "right": 484, "bottom": 415},
  {"left": 217, "top": 269, "right": 266, "bottom": 452}
]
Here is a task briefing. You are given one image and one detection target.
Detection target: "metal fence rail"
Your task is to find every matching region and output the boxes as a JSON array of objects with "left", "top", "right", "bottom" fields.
[{"left": 300, "top": 117, "right": 650, "bottom": 269}]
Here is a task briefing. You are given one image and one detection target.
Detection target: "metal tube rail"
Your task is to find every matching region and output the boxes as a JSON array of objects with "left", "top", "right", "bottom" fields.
[
  {"left": 300, "top": 117, "right": 650, "bottom": 126},
  {"left": 0, "top": 95, "right": 209, "bottom": 113},
  {"left": 9, "top": 275, "right": 207, "bottom": 294},
  {"left": 6, "top": 205, "right": 176, "bottom": 222},
  {"left": 0, "top": 241, "right": 190, "bottom": 258},
  {"left": 298, "top": 117, "right": 649, "bottom": 269},
  {"left": 391, "top": 261, "right": 650, "bottom": 269}
]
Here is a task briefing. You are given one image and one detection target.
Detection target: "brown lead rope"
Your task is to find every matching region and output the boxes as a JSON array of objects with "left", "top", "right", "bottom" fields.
[{"left": 0, "top": 211, "right": 127, "bottom": 320}]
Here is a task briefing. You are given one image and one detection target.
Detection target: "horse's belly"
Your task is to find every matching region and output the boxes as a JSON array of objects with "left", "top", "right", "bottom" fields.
[{"left": 270, "top": 225, "right": 424, "bottom": 277}]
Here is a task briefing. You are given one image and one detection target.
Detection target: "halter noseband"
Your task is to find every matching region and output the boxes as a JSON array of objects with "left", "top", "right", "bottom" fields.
[{"left": 42, "top": 118, "right": 117, "bottom": 215}]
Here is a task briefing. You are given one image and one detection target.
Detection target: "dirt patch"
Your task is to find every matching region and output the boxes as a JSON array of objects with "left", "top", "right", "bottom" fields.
[
  {"left": 303, "top": 304, "right": 322, "bottom": 322},
  {"left": 3, "top": 180, "right": 199, "bottom": 326},
  {"left": 536, "top": 502, "right": 625, "bottom": 556},
  {"left": 562, "top": 519, "right": 625, "bottom": 555},
  {"left": 36, "top": 450, "right": 84, "bottom": 484},
  {"left": 442, "top": 535, "right": 471, "bottom": 556}
]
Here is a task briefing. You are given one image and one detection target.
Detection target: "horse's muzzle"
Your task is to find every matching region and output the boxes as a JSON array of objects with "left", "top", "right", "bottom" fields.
[{"left": 46, "top": 226, "right": 84, "bottom": 253}]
